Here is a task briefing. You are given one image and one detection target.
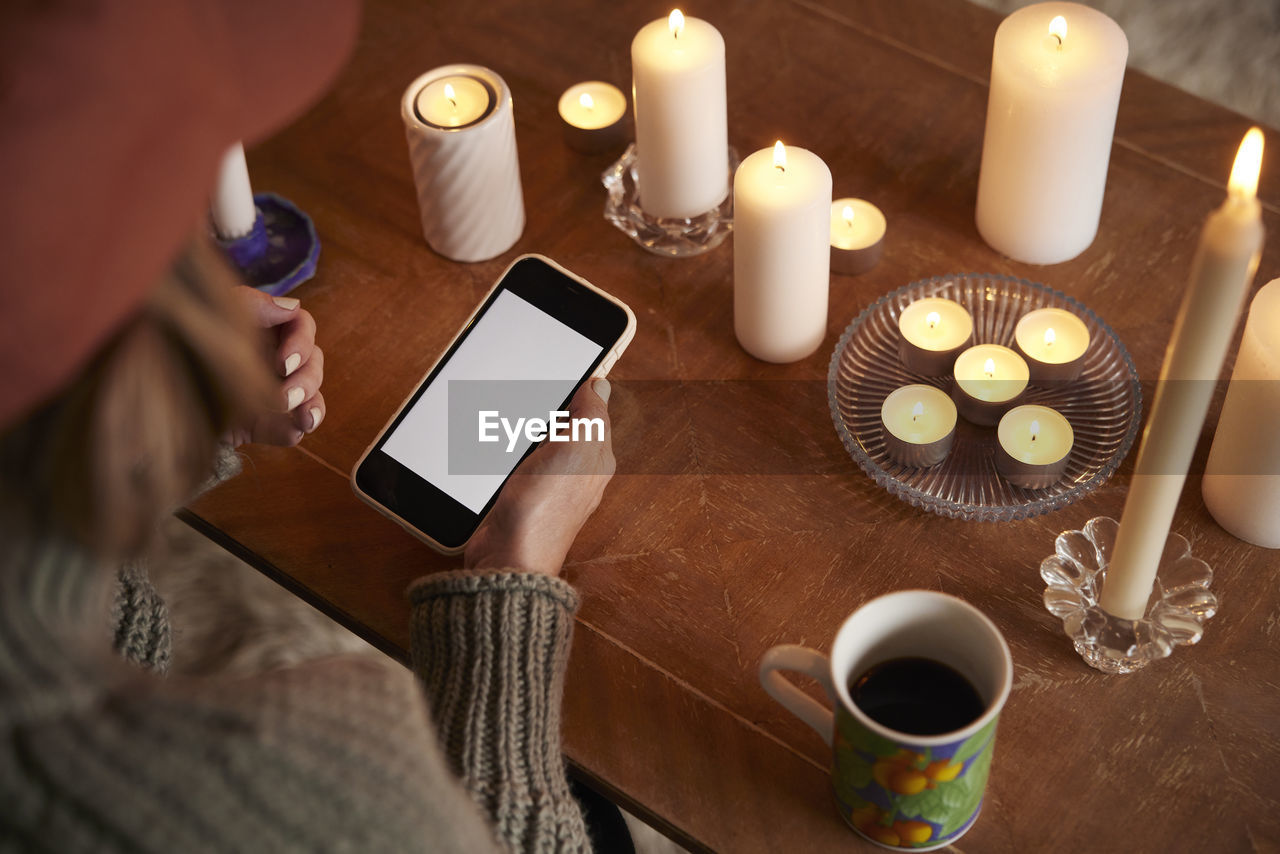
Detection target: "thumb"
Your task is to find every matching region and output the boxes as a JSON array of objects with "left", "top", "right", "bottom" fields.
[
  {"left": 568, "top": 379, "right": 611, "bottom": 423},
  {"left": 235, "top": 285, "right": 301, "bottom": 329}
]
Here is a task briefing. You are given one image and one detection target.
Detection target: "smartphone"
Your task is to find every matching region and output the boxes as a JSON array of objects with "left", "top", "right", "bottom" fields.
[{"left": 351, "top": 254, "right": 636, "bottom": 554}]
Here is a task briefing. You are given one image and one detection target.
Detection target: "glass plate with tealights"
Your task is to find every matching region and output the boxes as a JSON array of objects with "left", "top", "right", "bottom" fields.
[{"left": 828, "top": 274, "right": 1141, "bottom": 521}]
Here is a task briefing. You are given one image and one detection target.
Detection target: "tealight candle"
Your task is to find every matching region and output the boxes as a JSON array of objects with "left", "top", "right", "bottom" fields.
[
  {"left": 414, "top": 75, "right": 494, "bottom": 128},
  {"left": 830, "top": 198, "right": 886, "bottom": 275},
  {"left": 898, "top": 298, "right": 974, "bottom": 376},
  {"left": 996, "top": 405, "right": 1074, "bottom": 488},
  {"left": 881, "top": 384, "right": 957, "bottom": 468},
  {"left": 1013, "top": 307, "right": 1091, "bottom": 383},
  {"left": 951, "top": 344, "right": 1029, "bottom": 426},
  {"left": 558, "top": 81, "right": 627, "bottom": 153}
]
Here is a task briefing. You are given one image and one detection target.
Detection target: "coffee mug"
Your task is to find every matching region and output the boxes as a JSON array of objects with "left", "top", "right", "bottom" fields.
[{"left": 759, "top": 590, "right": 1012, "bottom": 850}]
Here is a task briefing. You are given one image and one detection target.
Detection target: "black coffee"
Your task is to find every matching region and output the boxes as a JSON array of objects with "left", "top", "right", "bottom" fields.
[{"left": 850, "top": 657, "right": 986, "bottom": 736}]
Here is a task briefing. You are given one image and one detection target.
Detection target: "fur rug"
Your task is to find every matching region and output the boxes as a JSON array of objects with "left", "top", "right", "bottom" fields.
[
  {"left": 971, "top": 0, "right": 1280, "bottom": 128},
  {"left": 149, "top": 517, "right": 376, "bottom": 676}
]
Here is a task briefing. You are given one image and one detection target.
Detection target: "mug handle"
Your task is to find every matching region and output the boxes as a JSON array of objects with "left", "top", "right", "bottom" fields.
[{"left": 758, "top": 645, "right": 836, "bottom": 747}]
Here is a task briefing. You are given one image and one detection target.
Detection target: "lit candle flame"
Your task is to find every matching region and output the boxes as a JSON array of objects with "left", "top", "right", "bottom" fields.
[
  {"left": 912, "top": 401, "right": 924, "bottom": 421},
  {"left": 1044, "top": 327, "right": 1056, "bottom": 347},
  {"left": 1228, "top": 127, "right": 1264, "bottom": 201},
  {"left": 773, "top": 140, "right": 786, "bottom": 173},
  {"left": 1049, "top": 15, "right": 1067, "bottom": 46},
  {"left": 443, "top": 82, "right": 457, "bottom": 108},
  {"left": 926, "top": 311, "right": 941, "bottom": 329},
  {"left": 669, "top": 9, "right": 685, "bottom": 38},
  {"left": 579, "top": 92, "right": 594, "bottom": 110},
  {"left": 984, "top": 357, "right": 996, "bottom": 377},
  {"left": 1030, "top": 419, "right": 1040, "bottom": 441},
  {"left": 842, "top": 205, "right": 855, "bottom": 228}
]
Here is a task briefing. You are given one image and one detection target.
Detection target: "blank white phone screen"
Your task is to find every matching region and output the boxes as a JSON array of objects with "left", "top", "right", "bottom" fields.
[{"left": 382, "top": 290, "right": 603, "bottom": 514}]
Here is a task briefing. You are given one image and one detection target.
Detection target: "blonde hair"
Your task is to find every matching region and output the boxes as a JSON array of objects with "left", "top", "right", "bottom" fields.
[{"left": 0, "top": 235, "right": 274, "bottom": 557}]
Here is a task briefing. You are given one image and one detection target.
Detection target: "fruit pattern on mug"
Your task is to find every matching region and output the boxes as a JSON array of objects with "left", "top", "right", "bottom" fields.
[{"left": 833, "top": 713, "right": 997, "bottom": 849}]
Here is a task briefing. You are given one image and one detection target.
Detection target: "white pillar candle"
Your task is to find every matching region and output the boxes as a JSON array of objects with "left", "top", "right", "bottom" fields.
[
  {"left": 1101, "top": 129, "right": 1265, "bottom": 620},
  {"left": 830, "top": 198, "right": 886, "bottom": 275},
  {"left": 631, "top": 10, "right": 729, "bottom": 218},
  {"left": 951, "top": 344, "right": 1029, "bottom": 426},
  {"left": 976, "top": 3, "right": 1128, "bottom": 264},
  {"left": 211, "top": 142, "right": 257, "bottom": 240},
  {"left": 1013, "top": 307, "right": 1091, "bottom": 382},
  {"left": 898, "top": 297, "right": 974, "bottom": 376},
  {"left": 881, "top": 384, "right": 957, "bottom": 468},
  {"left": 558, "top": 81, "right": 627, "bottom": 153},
  {"left": 996, "top": 404, "right": 1074, "bottom": 488},
  {"left": 733, "top": 142, "right": 832, "bottom": 363},
  {"left": 1203, "top": 277, "right": 1280, "bottom": 548}
]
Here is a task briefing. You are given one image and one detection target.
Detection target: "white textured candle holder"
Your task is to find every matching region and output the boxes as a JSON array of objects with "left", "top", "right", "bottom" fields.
[
  {"left": 602, "top": 143, "right": 737, "bottom": 257},
  {"left": 401, "top": 64, "right": 525, "bottom": 263},
  {"left": 1041, "top": 516, "right": 1217, "bottom": 675}
]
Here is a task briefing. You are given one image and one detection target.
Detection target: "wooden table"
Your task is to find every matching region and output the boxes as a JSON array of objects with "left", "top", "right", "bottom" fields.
[{"left": 186, "top": 1, "right": 1280, "bottom": 850}]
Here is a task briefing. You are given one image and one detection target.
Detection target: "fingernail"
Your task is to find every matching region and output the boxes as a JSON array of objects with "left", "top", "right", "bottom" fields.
[
  {"left": 309, "top": 406, "right": 324, "bottom": 431},
  {"left": 283, "top": 353, "right": 302, "bottom": 377},
  {"left": 273, "top": 296, "right": 300, "bottom": 310},
  {"left": 286, "top": 386, "right": 304, "bottom": 411},
  {"left": 594, "top": 378, "right": 611, "bottom": 403}
]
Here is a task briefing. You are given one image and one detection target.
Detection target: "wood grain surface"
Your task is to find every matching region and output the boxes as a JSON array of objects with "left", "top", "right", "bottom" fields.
[{"left": 186, "top": 1, "right": 1280, "bottom": 850}]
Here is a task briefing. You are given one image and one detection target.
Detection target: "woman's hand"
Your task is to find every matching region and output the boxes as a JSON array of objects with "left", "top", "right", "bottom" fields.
[
  {"left": 465, "top": 379, "right": 615, "bottom": 576},
  {"left": 225, "top": 287, "right": 326, "bottom": 447}
]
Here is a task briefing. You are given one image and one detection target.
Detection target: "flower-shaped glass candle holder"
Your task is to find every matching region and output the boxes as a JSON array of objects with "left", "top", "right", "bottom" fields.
[
  {"left": 602, "top": 143, "right": 738, "bottom": 257},
  {"left": 1041, "top": 516, "right": 1217, "bottom": 674}
]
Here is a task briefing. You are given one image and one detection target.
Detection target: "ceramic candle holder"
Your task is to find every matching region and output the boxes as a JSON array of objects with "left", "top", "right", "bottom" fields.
[
  {"left": 558, "top": 81, "right": 627, "bottom": 154},
  {"left": 950, "top": 344, "right": 1029, "bottom": 426},
  {"left": 880, "top": 384, "right": 957, "bottom": 468},
  {"left": 1013, "top": 307, "right": 1090, "bottom": 383},
  {"left": 898, "top": 298, "right": 974, "bottom": 376},
  {"left": 401, "top": 64, "right": 525, "bottom": 263},
  {"left": 995, "top": 404, "right": 1073, "bottom": 488},
  {"left": 830, "top": 198, "right": 886, "bottom": 276},
  {"left": 1041, "top": 516, "right": 1216, "bottom": 674}
]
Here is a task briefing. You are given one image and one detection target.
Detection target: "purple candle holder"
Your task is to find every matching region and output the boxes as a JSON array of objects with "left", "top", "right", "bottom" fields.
[{"left": 216, "top": 192, "right": 320, "bottom": 297}]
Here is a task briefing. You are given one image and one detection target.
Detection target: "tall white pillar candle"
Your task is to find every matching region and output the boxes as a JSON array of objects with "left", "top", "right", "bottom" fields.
[
  {"left": 631, "top": 10, "right": 729, "bottom": 218},
  {"left": 734, "top": 142, "right": 832, "bottom": 363},
  {"left": 976, "top": 3, "right": 1127, "bottom": 264},
  {"left": 211, "top": 142, "right": 257, "bottom": 240},
  {"left": 1203, "top": 277, "right": 1280, "bottom": 548},
  {"left": 1100, "top": 129, "right": 1265, "bottom": 620}
]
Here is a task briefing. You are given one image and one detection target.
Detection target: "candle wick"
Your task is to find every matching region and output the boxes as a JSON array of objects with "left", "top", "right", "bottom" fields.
[{"left": 1051, "top": 33, "right": 1062, "bottom": 49}]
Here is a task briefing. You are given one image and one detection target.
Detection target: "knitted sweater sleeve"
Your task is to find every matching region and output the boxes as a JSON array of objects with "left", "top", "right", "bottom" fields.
[{"left": 408, "top": 570, "right": 591, "bottom": 854}]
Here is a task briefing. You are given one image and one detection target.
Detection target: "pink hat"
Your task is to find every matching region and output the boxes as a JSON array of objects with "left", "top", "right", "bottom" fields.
[{"left": 0, "top": 0, "right": 359, "bottom": 427}]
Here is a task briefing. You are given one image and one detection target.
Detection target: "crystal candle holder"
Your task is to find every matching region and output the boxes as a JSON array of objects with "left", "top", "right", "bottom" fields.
[
  {"left": 1040, "top": 516, "right": 1217, "bottom": 675},
  {"left": 602, "top": 143, "right": 738, "bottom": 257}
]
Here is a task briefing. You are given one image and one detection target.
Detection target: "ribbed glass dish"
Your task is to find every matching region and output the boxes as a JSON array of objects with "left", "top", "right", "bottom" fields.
[{"left": 828, "top": 274, "right": 1141, "bottom": 521}]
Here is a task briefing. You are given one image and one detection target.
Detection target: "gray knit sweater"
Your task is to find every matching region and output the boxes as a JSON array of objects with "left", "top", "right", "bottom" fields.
[{"left": 0, "top": 531, "right": 591, "bottom": 852}]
